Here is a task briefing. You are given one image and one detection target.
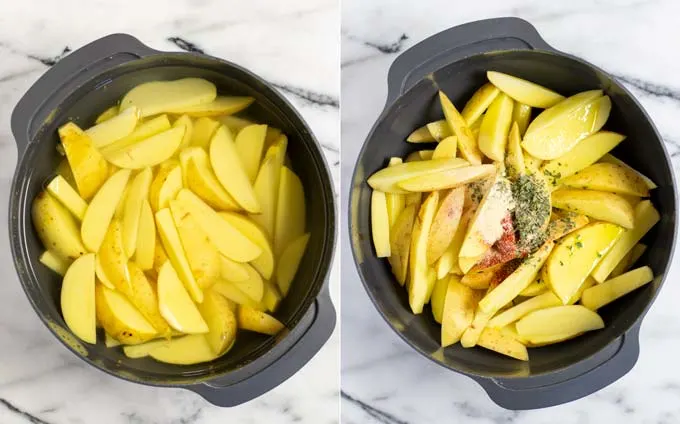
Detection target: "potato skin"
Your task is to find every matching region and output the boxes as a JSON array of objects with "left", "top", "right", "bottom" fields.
[{"left": 32, "top": 191, "right": 87, "bottom": 261}]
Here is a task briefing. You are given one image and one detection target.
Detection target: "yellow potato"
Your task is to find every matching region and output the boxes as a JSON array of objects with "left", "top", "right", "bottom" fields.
[
  {"left": 122, "top": 168, "right": 153, "bottom": 256},
  {"left": 406, "top": 124, "right": 436, "bottom": 143},
  {"left": 522, "top": 90, "right": 604, "bottom": 159},
  {"left": 39, "top": 250, "right": 70, "bottom": 275},
  {"left": 173, "top": 114, "right": 193, "bottom": 150},
  {"left": 545, "top": 211, "right": 590, "bottom": 241},
  {"left": 545, "top": 222, "right": 623, "bottom": 303},
  {"left": 439, "top": 91, "right": 482, "bottom": 165},
  {"left": 219, "top": 212, "right": 275, "bottom": 279},
  {"left": 127, "top": 262, "right": 172, "bottom": 334},
  {"left": 96, "top": 284, "right": 157, "bottom": 345},
  {"left": 56, "top": 158, "right": 77, "bottom": 188},
  {"left": 611, "top": 243, "right": 647, "bottom": 278},
  {"left": 523, "top": 151, "right": 543, "bottom": 173},
  {"left": 519, "top": 276, "right": 547, "bottom": 297},
  {"left": 516, "top": 305, "right": 604, "bottom": 338},
  {"left": 426, "top": 120, "right": 453, "bottom": 141},
  {"left": 61, "top": 254, "right": 96, "bottom": 344},
  {"left": 582, "top": 266, "right": 654, "bottom": 310},
  {"left": 180, "top": 147, "right": 240, "bottom": 211},
  {"left": 105, "top": 332, "right": 122, "bottom": 348},
  {"left": 461, "top": 83, "right": 500, "bottom": 126},
  {"left": 431, "top": 136, "right": 458, "bottom": 159},
  {"left": 95, "top": 106, "right": 119, "bottom": 124},
  {"left": 552, "top": 189, "right": 634, "bottom": 228},
  {"left": 567, "top": 276, "right": 596, "bottom": 305},
  {"left": 80, "top": 169, "right": 131, "bottom": 252},
  {"left": 149, "top": 334, "right": 218, "bottom": 365},
  {"left": 478, "top": 93, "right": 514, "bottom": 161},
  {"left": 120, "top": 78, "right": 217, "bottom": 117},
  {"left": 512, "top": 103, "right": 532, "bottom": 136},
  {"left": 408, "top": 192, "right": 439, "bottom": 314},
  {"left": 133, "top": 200, "right": 155, "bottom": 271},
  {"left": 235, "top": 124, "right": 268, "bottom": 183},
  {"left": 505, "top": 122, "right": 525, "bottom": 177},
  {"left": 460, "top": 307, "right": 494, "bottom": 348},
  {"left": 167, "top": 96, "right": 254, "bottom": 117},
  {"left": 441, "top": 275, "right": 478, "bottom": 346},
  {"left": 488, "top": 291, "right": 561, "bottom": 329},
  {"left": 252, "top": 136, "right": 288, "bottom": 237},
  {"left": 189, "top": 117, "right": 220, "bottom": 149},
  {"left": 388, "top": 204, "right": 418, "bottom": 285},
  {"left": 274, "top": 166, "right": 306, "bottom": 255},
  {"left": 477, "top": 327, "right": 528, "bottom": 361},
  {"left": 219, "top": 255, "right": 250, "bottom": 282},
  {"left": 524, "top": 332, "right": 579, "bottom": 347},
  {"left": 123, "top": 338, "right": 174, "bottom": 358},
  {"left": 540, "top": 132, "right": 626, "bottom": 186},
  {"left": 436, "top": 245, "right": 456, "bottom": 279},
  {"left": 153, "top": 235, "right": 169, "bottom": 273},
  {"left": 32, "top": 191, "right": 86, "bottom": 260},
  {"left": 217, "top": 115, "right": 256, "bottom": 134},
  {"left": 398, "top": 164, "right": 496, "bottom": 192},
  {"left": 405, "top": 150, "right": 432, "bottom": 162},
  {"left": 46, "top": 175, "right": 88, "bottom": 221},
  {"left": 157, "top": 261, "right": 209, "bottom": 333},
  {"left": 561, "top": 163, "right": 649, "bottom": 197},
  {"left": 367, "top": 158, "right": 469, "bottom": 193},
  {"left": 97, "top": 219, "right": 128, "bottom": 290},
  {"left": 149, "top": 161, "right": 182, "bottom": 212},
  {"left": 231, "top": 263, "right": 264, "bottom": 303},
  {"left": 371, "top": 190, "right": 391, "bottom": 258},
  {"left": 427, "top": 187, "right": 465, "bottom": 264},
  {"left": 100, "top": 115, "right": 172, "bottom": 156},
  {"left": 486, "top": 71, "right": 564, "bottom": 108},
  {"left": 600, "top": 154, "right": 657, "bottom": 189},
  {"left": 175, "top": 189, "right": 262, "bottom": 262},
  {"left": 262, "top": 280, "right": 283, "bottom": 312},
  {"left": 104, "top": 126, "right": 184, "bottom": 169},
  {"left": 592, "top": 95, "right": 612, "bottom": 132},
  {"left": 86, "top": 106, "right": 139, "bottom": 148},
  {"left": 276, "top": 233, "right": 310, "bottom": 296},
  {"left": 430, "top": 275, "right": 449, "bottom": 324},
  {"left": 238, "top": 306, "right": 284, "bottom": 336},
  {"left": 198, "top": 290, "right": 238, "bottom": 355},
  {"left": 58, "top": 122, "right": 109, "bottom": 200},
  {"left": 155, "top": 208, "right": 203, "bottom": 303},
  {"left": 460, "top": 263, "right": 502, "bottom": 290},
  {"left": 440, "top": 212, "right": 470, "bottom": 277},
  {"left": 385, "top": 158, "right": 406, "bottom": 227},
  {"left": 212, "top": 280, "right": 261, "bottom": 308}
]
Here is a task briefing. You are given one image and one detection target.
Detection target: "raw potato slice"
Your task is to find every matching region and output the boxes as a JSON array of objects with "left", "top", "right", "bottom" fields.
[
  {"left": 461, "top": 83, "right": 500, "bottom": 126},
  {"left": 86, "top": 106, "right": 139, "bottom": 148},
  {"left": 522, "top": 90, "right": 604, "bottom": 159},
  {"left": 58, "top": 122, "right": 109, "bottom": 200},
  {"left": 545, "top": 222, "right": 623, "bottom": 303},
  {"left": 220, "top": 212, "right": 275, "bottom": 279},
  {"left": 166, "top": 96, "right": 254, "bottom": 117},
  {"left": 173, "top": 114, "right": 193, "bottom": 150},
  {"left": 212, "top": 280, "right": 261, "bottom": 308},
  {"left": 371, "top": 190, "right": 391, "bottom": 258},
  {"left": 61, "top": 254, "right": 96, "bottom": 344},
  {"left": 155, "top": 208, "right": 203, "bottom": 303},
  {"left": 441, "top": 275, "right": 478, "bottom": 346},
  {"left": 32, "top": 192, "right": 86, "bottom": 260},
  {"left": 505, "top": 123, "right": 525, "bottom": 177},
  {"left": 406, "top": 150, "right": 434, "bottom": 162},
  {"left": 276, "top": 233, "right": 310, "bottom": 296},
  {"left": 56, "top": 159, "right": 76, "bottom": 188},
  {"left": 552, "top": 189, "right": 634, "bottom": 228},
  {"left": 157, "top": 262, "right": 209, "bottom": 334},
  {"left": 478, "top": 93, "right": 514, "bottom": 161},
  {"left": 252, "top": 136, "right": 288, "bottom": 237},
  {"left": 408, "top": 192, "right": 439, "bottom": 314},
  {"left": 426, "top": 120, "right": 453, "bottom": 141},
  {"left": 180, "top": 148, "right": 240, "bottom": 211},
  {"left": 560, "top": 163, "right": 650, "bottom": 196},
  {"left": 367, "top": 158, "right": 469, "bottom": 193},
  {"left": 523, "top": 151, "right": 543, "bottom": 173},
  {"left": 540, "top": 132, "right": 626, "bottom": 185},
  {"left": 274, "top": 167, "right": 306, "bottom": 255},
  {"left": 198, "top": 290, "right": 238, "bottom": 355},
  {"left": 516, "top": 305, "right": 604, "bottom": 338},
  {"left": 104, "top": 126, "right": 184, "bottom": 169},
  {"left": 190, "top": 117, "right": 220, "bottom": 149},
  {"left": 220, "top": 255, "right": 250, "bottom": 282},
  {"left": 210, "top": 125, "right": 261, "bottom": 213},
  {"left": 460, "top": 307, "right": 494, "bottom": 348},
  {"left": 100, "top": 115, "right": 172, "bottom": 155},
  {"left": 97, "top": 220, "right": 127, "bottom": 291},
  {"left": 582, "top": 266, "right": 654, "bottom": 310},
  {"left": 175, "top": 189, "right": 262, "bottom": 262},
  {"left": 235, "top": 124, "right": 268, "bottom": 182},
  {"left": 96, "top": 284, "right": 157, "bottom": 345},
  {"left": 477, "top": 327, "right": 528, "bottom": 361},
  {"left": 546, "top": 211, "right": 590, "bottom": 241},
  {"left": 95, "top": 106, "right": 118, "bottom": 124},
  {"left": 432, "top": 136, "right": 458, "bottom": 159},
  {"left": 427, "top": 187, "right": 465, "bottom": 264},
  {"left": 120, "top": 78, "right": 217, "bottom": 117},
  {"left": 600, "top": 154, "right": 657, "bottom": 189},
  {"left": 519, "top": 276, "right": 547, "bottom": 297},
  {"left": 398, "top": 164, "right": 496, "bottom": 192},
  {"left": 388, "top": 204, "right": 418, "bottom": 285},
  {"left": 439, "top": 91, "right": 482, "bottom": 165},
  {"left": 512, "top": 103, "right": 532, "bottom": 136},
  {"left": 430, "top": 276, "right": 449, "bottom": 323},
  {"left": 39, "top": 250, "right": 70, "bottom": 275},
  {"left": 81, "top": 169, "right": 131, "bottom": 252},
  {"left": 149, "top": 161, "right": 183, "bottom": 212},
  {"left": 105, "top": 332, "right": 122, "bottom": 348},
  {"left": 134, "top": 200, "right": 155, "bottom": 271},
  {"left": 488, "top": 291, "right": 561, "bottom": 329},
  {"left": 122, "top": 168, "right": 153, "bottom": 257},
  {"left": 567, "top": 276, "right": 596, "bottom": 305},
  {"left": 238, "top": 306, "right": 284, "bottom": 336},
  {"left": 262, "top": 280, "right": 283, "bottom": 313},
  {"left": 385, "top": 158, "right": 406, "bottom": 227},
  {"left": 487, "top": 71, "right": 564, "bottom": 108},
  {"left": 127, "top": 262, "right": 172, "bottom": 334},
  {"left": 611, "top": 243, "right": 647, "bottom": 278},
  {"left": 460, "top": 263, "right": 502, "bottom": 290},
  {"left": 46, "top": 175, "right": 88, "bottom": 220},
  {"left": 217, "top": 115, "right": 256, "bottom": 134},
  {"left": 407, "top": 124, "right": 436, "bottom": 143},
  {"left": 123, "top": 338, "right": 174, "bottom": 359},
  {"left": 149, "top": 334, "right": 218, "bottom": 365},
  {"left": 231, "top": 263, "right": 264, "bottom": 303}
]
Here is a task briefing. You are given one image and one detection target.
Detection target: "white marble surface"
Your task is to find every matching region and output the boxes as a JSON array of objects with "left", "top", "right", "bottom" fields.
[
  {"left": 0, "top": 0, "right": 339, "bottom": 423},
  {"left": 341, "top": 0, "right": 680, "bottom": 422}
]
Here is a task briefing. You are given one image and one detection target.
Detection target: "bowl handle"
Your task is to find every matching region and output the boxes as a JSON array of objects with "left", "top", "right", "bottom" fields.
[
  {"left": 472, "top": 319, "right": 642, "bottom": 410},
  {"left": 10, "top": 33, "right": 159, "bottom": 159},
  {"left": 189, "top": 292, "right": 336, "bottom": 407},
  {"left": 385, "top": 17, "right": 555, "bottom": 107}
]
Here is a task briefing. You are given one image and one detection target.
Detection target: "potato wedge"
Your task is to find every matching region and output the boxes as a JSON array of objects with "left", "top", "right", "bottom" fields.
[
  {"left": 552, "top": 189, "right": 634, "bottom": 228},
  {"left": 81, "top": 169, "right": 131, "bottom": 252},
  {"left": 398, "top": 164, "right": 496, "bottom": 192},
  {"left": 274, "top": 167, "right": 306, "bottom": 255},
  {"left": 385, "top": 158, "right": 406, "bottom": 227},
  {"left": 371, "top": 190, "right": 391, "bottom": 258},
  {"left": 611, "top": 243, "right": 647, "bottom": 278},
  {"left": 487, "top": 71, "right": 564, "bottom": 108},
  {"left": 430, "top": 276, "right": 449, "bottom": 324},
  {"left": 235, "top": 124, "right": 268, "bottom": 183},
  {"left": 516, "top": 305, "right": 604, "bottom": 338},
  {"left": 262, "top": 280, "right": 283, "bottom": 313},
  {"left": 104, "top": 126, "right": 184, "bottom": 169},
  {"left": 439, "top": 91, "right": 482, "bottom": 165},
  {"left": 120, "top": 78, "right": 216, "bottom": 117},
  {"left": 105, "top": 332, "right": 122, "bottom": 348},
  {"left": 32, "top": 191, "right": 86, "bottom": 260},
  {"left": 276, "top": 233, "right": 310, "bottom": 296},
  {"left": 56, "top": 158, "right": 77, "bottom": 188},
  {"left": 460, "top": 263, "right": 503, "bottom": 290},
  {"left": 149, "top": 161, "right": 182, "bottom": 212},
  {"left": 582, "top": 266, "right": 654, "bottom": 310},
  {"left": 95, "top": 106, "right": 119, "bottom": 124},
  {"left": 198, "top": 290, "right": 238, "bottom": 355},
  {"left": 561, "top": 163, "right": 649, "bottom": 197},
  {"left": 180, "top": 147, "right": 240, "bottom": 211},
  {"left": 488, "top": 291, "right": 561, "bottom": 329},
  {"left": 505, "top": 122, "right": 525, "bottom": 177},
  {"left": 427, "top": 187, "right": 465, "bottom": 264},
  {"left": 217, "top": 115, "right": 256, "bottom": 134},
  {"left": 39, "top": 250, "right": 70, "bottom": 276},
  {"left": 441, "top": 275, "right": 478, "bottom": 346},
  {"left": 157, "top": 261, "right": 209, "bottom": 334},
  {"left": 545, "top": 211, "right": 590, "bottom": 241},
  {"left": 231, "top": 263, "right": 264, "bottom": 303},
  {"left": 167, "top": 96, "right": 254, "bottom": 117},
  {"left": 149, "top": 334, "right": 218, "bottom": 365},
  {"left": 408, "top": 192, "right": 439, "bottom": 314},
  {"left": 426, "top": 120, "right": 452, "bottom": 141},
  {"left": 431, "top": 136, "right": 458, "bottom": 159},
  {"left": 100, "top": 115, "right": 172, "bottom": 156},
  {"left": 388, "top": 204, "right": 418, "bottom": 285},
  {"left": 600, "top": 154, "right": 657, "bottom": 189},
  {"left": 58, "top": 122, "right": 109, "bottom": 200},
  {"left": 61, "top": 254, "right": 96, "bottom": 343},
  {"left": 406, "top": 124, "right": 435, "bottom": 143},
  {"left": 238, "top": 306, "right": 284, "bottom": 336},
  {"left": 173, "top": 114, "right": 193, "bottom": 150},
  {"left": 219, "top": 254, "right": 250, "bottom": 282},
  {"left": 567, "top": 276, "right": 596, "bottom": 305},
  {"left": 478, "top": 93, "right": 514, "bottom": 161},
  {"left": 478, "top": 327, "right": 528, "bottom": 361},
  {"left": 461, "top": 83, "right": 500, "bottom": 126},
  {"left": 460, "top": 307, "right": 494, "bottom": 348},
  {"left": 252, "top": 136, "right": 288, "bottom": 237},
  {"left": 97, "top": 220, "right": 127, "bottom": 291},
  {"left": 122, "top": 168, "right": 153, "bottom": 257},
  {"left": 189, "top": 117, "right": 220, "bottom": 149},
  {"left": 134, "top": 200, "right": 155, "bottom": 271},
  {"left": 123, "top": 338, "right": 174, "bottom": 359},
  {"left": 523, "top": 151, "right": 543, "bottom": 173},
  {"left": 522, "top": 90, "right": 604, "bottom": 159},
  {"left": 519, "top": 276, "right": 547, "bottom": 297},
  {"left": 96, "top": 284, "right": 157, "bottom": 345},
  {"left": 212, "top": 280, "right": 261, "bottom": 308},
  {"left": 545, "top": 222, "right": 623, "bottom": 303},
  {"left": 86, "top": 106, "right": 139, "bottom": 148},
  {"left": 46, "top": 175, "right": 88, "bottom": 220},
  {"left": 219, "top": 212, "right": 275, "bottom": 280},
  {"left": 512, "top": 103, "right": 532, "bottom": 136},
  {"left": 127, "top": 262, "right": 172, "bottom": 335},
  {"left": 367, "top": 158, "right": 469, "bottom": 193}
]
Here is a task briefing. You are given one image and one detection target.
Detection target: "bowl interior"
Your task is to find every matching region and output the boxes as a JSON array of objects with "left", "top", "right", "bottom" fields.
[
  {"left": 351, "top": 50, "right": 676, "bottom": 377},
  {"left": 11, "top": 54, "right": 335, "bottom": 385}
]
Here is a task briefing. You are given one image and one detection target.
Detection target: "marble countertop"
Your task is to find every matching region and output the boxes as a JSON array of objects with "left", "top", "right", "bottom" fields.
[
  {"left": 341, "top": 0, "right": 680, "bottom": 422},
  {"left": 0, "top": 0, "right": 339, "bottom": 423}
]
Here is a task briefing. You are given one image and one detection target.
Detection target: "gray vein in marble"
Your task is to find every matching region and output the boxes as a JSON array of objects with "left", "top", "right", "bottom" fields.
[
  {"left": 341, "top": 33, "right": 409, "bottom": 68},
  {"left": 452, "top": 401, "right": 522, "bottom": 423},
  {"left": 0, "top": 68, "right": 42, "bottom": 84},
  {"left": 0, "top": 398, "right": 52, "bottom": 424},
  {"left": 341, "top": 391, "right": 408, "bottom": 424},
  {"left": 167, "top": 36, "right": 204, "bottom": 53},
  {"left": 0, "top": 42, "right": 71, "bottom": 67},
  {"left": 613, "top": 73, "right": 680, "bottom": 103}
]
